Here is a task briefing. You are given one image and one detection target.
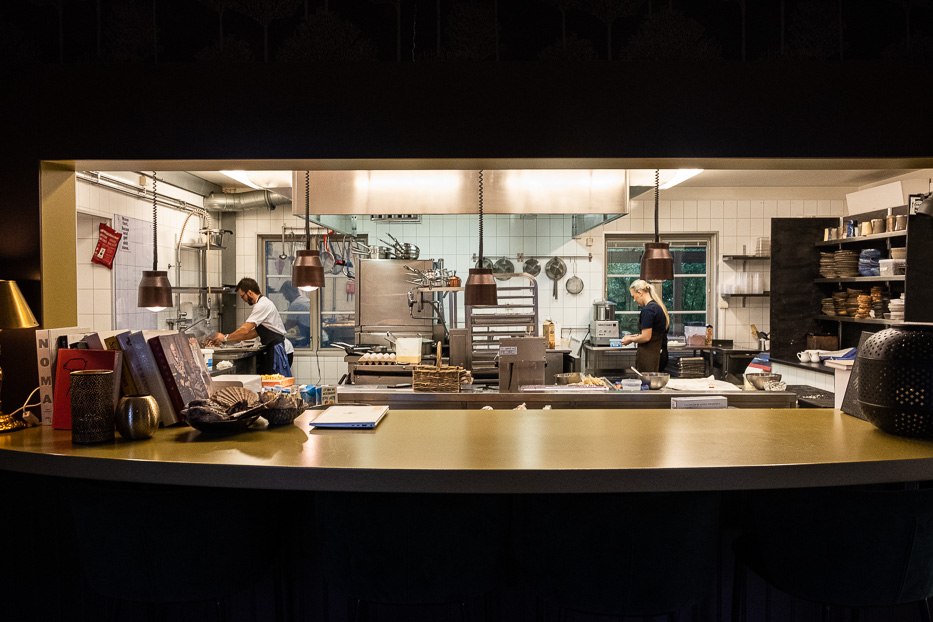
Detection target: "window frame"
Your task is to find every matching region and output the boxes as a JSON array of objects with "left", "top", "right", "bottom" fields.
[{"left": 604, "top": 233, "right": 716, "bottom": 337}]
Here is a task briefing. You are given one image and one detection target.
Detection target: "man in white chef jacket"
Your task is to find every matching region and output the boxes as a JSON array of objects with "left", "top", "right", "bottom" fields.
[{"left": 212, "top": 277, "right": 292, "bottom": 377}]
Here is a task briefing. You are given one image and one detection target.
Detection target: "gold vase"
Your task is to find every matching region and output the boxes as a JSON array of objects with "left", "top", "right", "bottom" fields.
[{"left": 114, "top": 395, "right": 160, "bottom": 440}]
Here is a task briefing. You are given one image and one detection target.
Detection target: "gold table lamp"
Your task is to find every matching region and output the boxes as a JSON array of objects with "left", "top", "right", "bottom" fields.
[{"left": 0, "top": 280, "right": 39, "bottom": 432}]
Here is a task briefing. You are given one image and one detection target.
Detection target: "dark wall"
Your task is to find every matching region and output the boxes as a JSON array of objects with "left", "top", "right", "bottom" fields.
[{"left": 2, "top": 61, "right": 932, "bottom": 412}]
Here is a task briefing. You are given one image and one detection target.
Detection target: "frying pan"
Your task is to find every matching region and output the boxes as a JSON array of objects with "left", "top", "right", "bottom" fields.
[
  {"left": 475, "top": 257, "right": 494, "bottom": 270},
  {"left": 493, "top": 257, "right": 514, "bottom": 281},
  {"left": 545, "top": 256, "right": 566, "bottom": 300},
  {"left": 566, "top": 259, "right": 584, "bottom": 295},
  {"left": 523, "top": 257, "right": 541, "bottom": 277}
]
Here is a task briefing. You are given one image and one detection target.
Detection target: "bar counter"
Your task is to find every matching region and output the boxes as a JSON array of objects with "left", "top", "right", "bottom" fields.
[{"left": 3, "top": 408, "right": 933, "bottom": 493}]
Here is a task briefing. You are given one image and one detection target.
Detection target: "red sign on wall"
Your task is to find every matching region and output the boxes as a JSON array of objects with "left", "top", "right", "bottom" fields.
[{"left": 91, "top": 222, "right": 122, "bottom": 269}]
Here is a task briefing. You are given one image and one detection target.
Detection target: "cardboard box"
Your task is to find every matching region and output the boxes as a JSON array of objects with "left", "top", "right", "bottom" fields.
[
  {"left": 671, "top": 396, "right": 728, "bottom": 409},
  {"left": 261, "top": 376, "right": 295, "bottom": 388}
]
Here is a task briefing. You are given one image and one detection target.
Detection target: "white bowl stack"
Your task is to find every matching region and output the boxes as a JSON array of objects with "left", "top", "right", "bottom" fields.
[{"left": 888, "top": 294, "right": 905, "bottom": 321}]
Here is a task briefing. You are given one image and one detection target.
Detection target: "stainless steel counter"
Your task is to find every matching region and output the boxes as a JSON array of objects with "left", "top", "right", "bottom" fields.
[{"left": 335, "top": 386, "right": 797, "bottom": 409}]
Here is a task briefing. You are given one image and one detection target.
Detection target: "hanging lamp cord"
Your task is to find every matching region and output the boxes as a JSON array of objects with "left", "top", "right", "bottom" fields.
[
  {"left": 654, "top": 168, "right": 660, "bottom": 244},
  {"left": 305, "top": 170, "right": 311, "bottom": 249},
  {"left": 152, "top": 172, "right": 158, "bottom": 270},
  {"left": 478, "top": 169, "right": 485, "bottom": 263}
]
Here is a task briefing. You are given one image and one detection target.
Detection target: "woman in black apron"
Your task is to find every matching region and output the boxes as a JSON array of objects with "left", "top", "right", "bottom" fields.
[{"left": 620, "top": 279, "right": 670, "bottom": 373}]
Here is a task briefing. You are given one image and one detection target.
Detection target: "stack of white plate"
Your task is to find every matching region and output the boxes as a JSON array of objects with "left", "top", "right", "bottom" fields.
[{"left": 888, "top": 294, "right": 905, "bottom": 321}]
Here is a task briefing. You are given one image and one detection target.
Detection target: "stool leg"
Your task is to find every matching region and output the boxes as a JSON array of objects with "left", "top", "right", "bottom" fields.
[{"left": 920, "top": 599, "right": 932, "bottom": 622}]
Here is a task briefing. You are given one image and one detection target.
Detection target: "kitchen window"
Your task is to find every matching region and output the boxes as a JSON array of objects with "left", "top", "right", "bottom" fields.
[
  {"left": 259, "top": 236, "right": 356, "bottom": 351},
  {"left": 605, "top": 235, "right": 712, "bottom": 337}
]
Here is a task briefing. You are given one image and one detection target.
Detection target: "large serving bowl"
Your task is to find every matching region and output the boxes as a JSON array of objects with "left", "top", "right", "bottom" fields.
[
  {"left": 745, "top": 373, "right": 782, "bottom": 390},
  {"left": 642, "top": 372, "right": 670, "bottom": 390}
]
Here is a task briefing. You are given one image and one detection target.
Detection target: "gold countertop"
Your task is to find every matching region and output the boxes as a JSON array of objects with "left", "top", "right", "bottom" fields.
[{"left": 2, "top": 409, "right": 933, "bottom": 493}]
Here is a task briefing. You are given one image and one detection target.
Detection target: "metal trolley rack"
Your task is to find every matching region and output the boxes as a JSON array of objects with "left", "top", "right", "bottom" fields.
[{"left": 465, "top": 273, "right": 539, "bottom": 375}]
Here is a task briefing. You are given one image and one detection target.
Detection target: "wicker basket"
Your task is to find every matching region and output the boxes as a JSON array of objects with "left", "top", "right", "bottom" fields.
[{"left": 412, "top": 342, "right": 466, "bottom": 393}]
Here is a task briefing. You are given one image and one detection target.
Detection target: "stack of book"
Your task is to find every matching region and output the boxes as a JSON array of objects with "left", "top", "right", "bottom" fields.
[{"left": 36, "top": 328, "right": 213, "bottom": 429}]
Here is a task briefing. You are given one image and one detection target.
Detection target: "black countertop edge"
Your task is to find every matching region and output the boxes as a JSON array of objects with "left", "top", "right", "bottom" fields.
[{"left": 771, "top": 357, "right": 835, "bottom": 375}]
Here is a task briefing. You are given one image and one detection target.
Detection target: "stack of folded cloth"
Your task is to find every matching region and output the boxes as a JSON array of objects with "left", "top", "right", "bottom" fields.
[{"left": 858, "top": 248, "right": 882, "bottom": 276}]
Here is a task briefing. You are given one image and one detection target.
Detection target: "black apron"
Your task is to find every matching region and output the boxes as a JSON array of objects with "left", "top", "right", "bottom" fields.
[{"left": 254, "top": 323, "right": 285, "bottom": 376}]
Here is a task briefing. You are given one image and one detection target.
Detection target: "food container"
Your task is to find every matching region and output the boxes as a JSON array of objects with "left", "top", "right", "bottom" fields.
[
  {"left": 871, "top": 218, "right": 886, "bottom": 234},
  {"left": 745, "top": 373, "right": 783, "bottom": 391},
  {"left": 642, "top": 372, "right": 670, "bottom": 390},
  {"left": 879, "top": 259, "right": 896, "bottom": 276},
  {"left": 593, "top": 300, "right": 617, "bottom": 321},
  {"left": 619, "top": 379, "right": 642, "bottom": 391},
  {"left": 555, "top": 372, "right": 582, "bottom": 385}
]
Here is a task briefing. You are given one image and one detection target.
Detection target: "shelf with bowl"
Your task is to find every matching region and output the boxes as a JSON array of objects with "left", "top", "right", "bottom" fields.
[
  {"left": 814, "top": 276, "right": 905, "bottom": 284},
  {"left": 816, "top": 315, "right": 903, "bottom": 326},
  {"left": 814, "top": 230, "right": 907, "bottom": 247}
]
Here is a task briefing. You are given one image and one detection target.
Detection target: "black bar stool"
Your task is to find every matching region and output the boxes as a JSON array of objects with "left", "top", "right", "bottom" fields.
[
  {"left": 732, "top": 485, "right": 933, "bottom": 622},
  {"left": 511, "top": 491, "right": 722, "bottom": 621}
]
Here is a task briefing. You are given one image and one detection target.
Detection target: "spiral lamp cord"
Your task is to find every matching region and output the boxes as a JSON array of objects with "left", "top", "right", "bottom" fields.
[
  {"left": 152, "top": 172, "right": 158, "bottom": 270},
  {"left": 654, "top": 168, "right": 660, "bottom": 244},
  {"left": 478, "top": 170, "right": 485, "bottom": 263},
  {"left": 305, "top": 171, "right": 311, "bottom": 249}
]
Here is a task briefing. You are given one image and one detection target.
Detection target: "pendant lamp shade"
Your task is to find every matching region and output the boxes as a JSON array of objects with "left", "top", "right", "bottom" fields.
[
  {"left": 464, "top": 170, "right": 498, "bottom": 306},
  {"left": 293, "top": 171, "right": 325, "bottom": 292},
  {"left": 292, "top": 249, "right": 325, "bottom": 292},
  {"left": 137, "top": 173, "right": 173, "bottom": 312},
  {"left": 464, "top": 268, "right": 498, "bottom": 306},
  {"left": 641, "top": 169, "right": 674, "bottom": 282},
  {"left": 641, "top": 243, "right": 674, "bottom": 282},
  {"left": 137, "top": 270, "right": 173, "bottom": 311}
]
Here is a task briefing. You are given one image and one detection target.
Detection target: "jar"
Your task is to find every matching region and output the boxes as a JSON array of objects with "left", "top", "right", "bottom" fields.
[{"left": 115, "top": 395, "right": 160, "bottom": 440}]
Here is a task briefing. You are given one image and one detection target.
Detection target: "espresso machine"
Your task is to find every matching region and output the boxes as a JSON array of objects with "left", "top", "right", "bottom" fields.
[{"left": 589, "top": 300, "right": 619, "bottom": 346}]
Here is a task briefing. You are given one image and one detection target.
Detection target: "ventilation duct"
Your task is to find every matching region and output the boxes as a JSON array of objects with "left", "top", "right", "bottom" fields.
[{"left": 203, "top": 190, "right": 290, "bottom": 212}]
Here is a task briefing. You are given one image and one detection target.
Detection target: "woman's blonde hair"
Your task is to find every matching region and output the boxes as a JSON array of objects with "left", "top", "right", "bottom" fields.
[{"left": 629, "top": 279, "right": 670, "bottom": 329}]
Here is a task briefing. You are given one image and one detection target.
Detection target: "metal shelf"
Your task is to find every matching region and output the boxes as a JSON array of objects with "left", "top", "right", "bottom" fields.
[
  {"left": 814, "top": 276, "right": 906, "bottom": 283},
  {"left": 815, "top": 230, "right": 907, "bottom": 247},
  {"left": 721, "top": 292, "right": 770, "bottom": 297},
  {"left": 817, "top": 315, "right": 904, "bottom": 326},
  {"left": 722, "top": 255, "right": 770, "bottom": 261},
  {"left": 172, "top": 286, "right": 232, "bottom": 294}
]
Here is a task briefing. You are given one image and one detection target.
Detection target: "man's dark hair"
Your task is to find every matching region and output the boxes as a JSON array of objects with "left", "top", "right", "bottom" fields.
[{"left": 236, "top": 277, "right": 261, "bottom": 295}]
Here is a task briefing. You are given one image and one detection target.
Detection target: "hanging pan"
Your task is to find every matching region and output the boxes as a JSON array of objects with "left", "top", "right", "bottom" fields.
[
  {"left": 523, "top": 257, "right": 541, "bottom": 277},
  {"left": 493, "top": 257, "right": 514, "bottom": 281},
  {"left": 566, "top": 258, "right": 584, "bottom": 295},
  {"left": 544, "top": 256, "right": 566, "bottom": 300}
]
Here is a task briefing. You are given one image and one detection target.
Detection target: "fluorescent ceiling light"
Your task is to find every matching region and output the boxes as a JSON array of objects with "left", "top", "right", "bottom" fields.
[
  {"left": 659, "top": 169, "right": 704, "bottom": 189},
  {"left": 220, "top": 170, "right": 262, "bottom": 189},
  {"left": 355, "top": 170, "right": 464, "bottom": 191}
]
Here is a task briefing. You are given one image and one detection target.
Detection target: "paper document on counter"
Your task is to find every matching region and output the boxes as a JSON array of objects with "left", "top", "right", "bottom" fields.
[
  {"left": 310, "top": 405, "right": 389, "bottom": 429},
  {"left": 666, "top": 377, "right": 742, "bottom": 392}
]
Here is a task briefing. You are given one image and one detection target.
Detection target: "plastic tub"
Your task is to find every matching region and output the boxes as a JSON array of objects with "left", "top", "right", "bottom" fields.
[{"left": 619, "top": 379, "right": 642, "bottom": 391}]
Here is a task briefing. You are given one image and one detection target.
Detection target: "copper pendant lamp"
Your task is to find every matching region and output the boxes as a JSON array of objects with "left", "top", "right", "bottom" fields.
[
  {"left": 292, "top": 171, "right": 325, "bottom": 292},
  {"left": 137, "top": 173, "right": 174, "bottom": 311},
  {"left": 464, "top": 170, "right": 498, "bottom": 306},
  {"left": 640, "top": 169, "right": 674, "bottom": 282}
]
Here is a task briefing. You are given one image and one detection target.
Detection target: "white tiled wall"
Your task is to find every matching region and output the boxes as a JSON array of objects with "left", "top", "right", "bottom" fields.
[
  {"left": 74, "top": 175, "right": 849, "bottom": 387},
  {"left": 771, "top": 362, "right": 835, "bottom": 392},
  {"left": 76, "top": 173, "right": 221, "bottom": 336},
  {"left": 232, "top": 195, "right": 846, "bottom": 386}
]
